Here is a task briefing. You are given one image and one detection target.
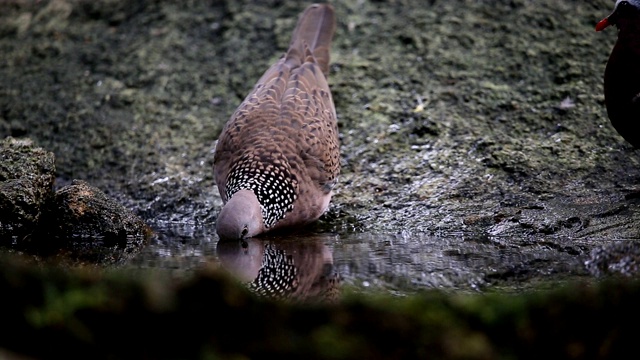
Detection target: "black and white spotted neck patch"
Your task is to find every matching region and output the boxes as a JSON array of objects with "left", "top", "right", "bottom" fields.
[
  {"left": 225, "top": 152, "right": 298, "bottom": 228},
  {"left": 248, "top": 243, "right": 298, "bottom": 299}
]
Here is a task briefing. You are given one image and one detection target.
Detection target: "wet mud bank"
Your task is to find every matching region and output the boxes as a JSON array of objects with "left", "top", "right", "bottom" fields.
[{"left": 2, "top": 0, "right": 638, "bottom": 277}]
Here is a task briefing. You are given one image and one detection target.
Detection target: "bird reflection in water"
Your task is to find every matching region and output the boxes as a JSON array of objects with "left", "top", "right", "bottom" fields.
[{"left": 216, "top": 234, "right": 340, "bottom": 303}]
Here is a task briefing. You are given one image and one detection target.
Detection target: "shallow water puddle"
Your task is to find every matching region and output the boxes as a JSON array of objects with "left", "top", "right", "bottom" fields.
[{"left": 126, "top": 222, "right": 602, "bottom": 297}]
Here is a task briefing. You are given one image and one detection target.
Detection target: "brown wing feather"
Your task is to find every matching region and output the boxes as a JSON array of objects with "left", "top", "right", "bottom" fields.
[{"left": 214, "top": 3, "right": 338, "bottom": 207}]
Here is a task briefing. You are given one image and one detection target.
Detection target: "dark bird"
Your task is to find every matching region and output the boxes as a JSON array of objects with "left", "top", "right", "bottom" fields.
[
  {"left": 596, "top": 0, "right": 640, "bottom": 148},
  {"left": 213, "top": 4, "right": 339, "bottom": 240}
]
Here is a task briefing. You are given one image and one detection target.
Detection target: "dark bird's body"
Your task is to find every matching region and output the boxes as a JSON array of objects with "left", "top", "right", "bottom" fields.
[
  {"left": 214, "top": 4, "right": 339, "bottom": 239},
  {"left": 597, "top": 0, "right": 640, "bottom": 148}
]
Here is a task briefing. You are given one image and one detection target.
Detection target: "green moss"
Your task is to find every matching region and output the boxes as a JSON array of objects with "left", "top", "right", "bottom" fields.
[
  {"left": 1, "top": 252, "right": 640, "bottom": 359},
  {"left": 25, "top": 282, "right": 107, "bottom": 342}
]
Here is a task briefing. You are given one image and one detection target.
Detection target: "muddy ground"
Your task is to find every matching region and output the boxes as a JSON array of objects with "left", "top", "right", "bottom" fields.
[{"left": 1, "top": 0, "right": 639, "bottom": 280}]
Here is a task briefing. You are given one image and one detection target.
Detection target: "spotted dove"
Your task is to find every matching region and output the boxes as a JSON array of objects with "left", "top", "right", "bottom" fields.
[
  {"left": 596, "top": 0, "right": 640, "bottom": 148},
  {"left": 214, "top": 4, "right": 339, "bottom": 240},
  {"left": 217, "top": 236, "right": 341, "bottom": 302}
]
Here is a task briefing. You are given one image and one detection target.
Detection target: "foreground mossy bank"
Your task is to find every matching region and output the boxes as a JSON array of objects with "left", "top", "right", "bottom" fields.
[{"left": 0, "top": 255, "right": 636, "bottom": 359}]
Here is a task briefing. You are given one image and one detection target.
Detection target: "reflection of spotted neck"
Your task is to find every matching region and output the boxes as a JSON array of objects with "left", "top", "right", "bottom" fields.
[
  {"left": 225, "top": 153, "right": 298, "bottom": 228},
  {"left": 249, "top": 244, "right": 298, "bottom": 298}
]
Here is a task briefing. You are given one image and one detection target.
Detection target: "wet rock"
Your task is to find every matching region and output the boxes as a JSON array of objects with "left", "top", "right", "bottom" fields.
[
  {"left": 0, "top": 137, "right": 55, "bottom": 244},
  {"left": 585, "top": 241, "right": 640, "bottom": 277},
  {"left": 35, "top": 180, "right": 150, "bottom": 264},
  {"left": 1, "top": 137, "right": 149, "bottom": 264}
]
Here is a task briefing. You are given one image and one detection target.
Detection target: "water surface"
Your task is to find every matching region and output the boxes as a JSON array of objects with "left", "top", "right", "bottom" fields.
[{"left": 127, "top": 222, "right": 595, "bottom": 298}]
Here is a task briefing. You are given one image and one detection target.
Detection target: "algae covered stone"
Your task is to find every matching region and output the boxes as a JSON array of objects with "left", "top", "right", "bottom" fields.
[
  {"left": 37, "top": 179, "right": 150, "bottom": 264},
  {"left": 0, "top": 137, "right": 55, "bottom": 243}
]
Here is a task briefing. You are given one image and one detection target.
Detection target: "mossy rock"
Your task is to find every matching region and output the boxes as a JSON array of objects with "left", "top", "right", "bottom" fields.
[
  {"left": 0, "top": 137, "right": 55, "bottom": 243},
  {"left": 34, "top": 179, "right": 151, "bottom": 264}
]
